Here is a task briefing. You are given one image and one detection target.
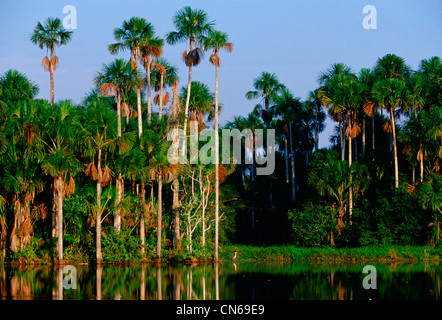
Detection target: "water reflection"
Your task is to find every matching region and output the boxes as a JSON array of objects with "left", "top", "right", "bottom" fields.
[{"left": 0, "top": 262, "right": 441, "bottom": 300}]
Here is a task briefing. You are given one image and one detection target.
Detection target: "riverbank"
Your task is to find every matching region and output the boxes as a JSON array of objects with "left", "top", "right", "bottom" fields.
[
  {"left": 220, "top": 245, "right": 442, "bottom": 262},
  {"left": 2, "top": 245, "right": 441, "bottom": 266}
]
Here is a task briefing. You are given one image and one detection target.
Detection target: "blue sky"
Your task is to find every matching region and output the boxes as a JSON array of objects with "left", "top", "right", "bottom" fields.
[{"left": 0, "top": 0, "right": 440, "bottom": 148}]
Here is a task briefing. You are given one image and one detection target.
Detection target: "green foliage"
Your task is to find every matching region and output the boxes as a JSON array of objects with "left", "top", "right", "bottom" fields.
[{"left": 101, "top": 228, "right": 142, "bottom": 262}]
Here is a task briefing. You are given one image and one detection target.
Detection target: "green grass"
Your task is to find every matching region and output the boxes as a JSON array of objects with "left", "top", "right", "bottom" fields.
[{"left": 220, "top": 245, "right": 442, "bottom": 262}]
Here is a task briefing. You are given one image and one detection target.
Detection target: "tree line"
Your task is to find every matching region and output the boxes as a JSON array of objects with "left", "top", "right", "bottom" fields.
[{"left": 0, "top": 6, "right": 441, "bottom": 264}]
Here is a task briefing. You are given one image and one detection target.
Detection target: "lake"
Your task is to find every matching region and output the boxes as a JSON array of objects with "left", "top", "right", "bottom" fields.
[{"left": 0, "top": 262, "right": 441, "bottom": 300}]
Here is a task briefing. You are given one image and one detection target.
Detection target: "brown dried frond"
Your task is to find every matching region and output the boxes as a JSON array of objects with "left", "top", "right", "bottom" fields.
[
  {"left": 65, "top": 175, "right": 76, "bottom": 197},
  {"left": 382, "top": 120, "right": 393, "bottom": 133},
  {"left": 41, "top": 56, "right": 50, "bottom": 72},
  {"left": 32, "top": 203, "right": 48, "bottom": 221},
  {"left": 164, "top": 92, "right": 170, "bottom": 105},
  {"left": 85, "top": 163, "right": 98, "bottom": 181},
  {"left": 156, "top": 63, "right": 166, "bottom": 76},
  {"left": 100, "top": 83, "right": 116, "bottom": 97},
  {"left": 130, "top": 56, "right": 136, "bottom": 69},
  {"left": 182, "top": 51, "right": 189, "bottom": 66},
  {"left": 434, "top": 159, "right": 440, "bottom": 173},
  {"left": 364, "top": 101, "right": 376, "bottom": 117},
  {"left": 101, "top": 165, "right": 113, "bottom": 186},
  {"left": 406, "top": 182, "right": 417, "bottom": 194},
  {"left": 223, "top": 42, "right": 234, "bottom": 53},
  {"left": 189, "top": 113, "right": 197, "bottom": 121},
  {"left": 121, "top": 102, "right": 130, "bottom": 117},
  {"left": 51, "top": 55, "right": 59, "bottom": 71},
  {"left": 150, "top": 58, "right": 156, "bottom": 70},
  {"left": 150, "top": 169, "right": 157, "bottom": 181},
  {"left": 439, "top": 146, "right": 442, "bottom": 159},
  {"left": 346, "top": 122, "right": 361, "bottom": 139},
  {"left": 402, "top": 142, "right": 412, "bottom": 155},
  {"left": 209, "top": 54, "right": 221, "bottom": 67},
  {"left": 130, "top": 109, "right": 138, "bottom": 119},
  {"left": 153, "top": 93, "right": 160, "bottom": 105}
]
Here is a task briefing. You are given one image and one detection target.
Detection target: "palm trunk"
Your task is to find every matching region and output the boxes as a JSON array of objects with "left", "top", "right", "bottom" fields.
[
  {"left": 214, "top": 64, "right": 220, "bottom": 262},
  {"left": 146, "top": 58, "right": 152, "bottom": 123},
  {"left": 339, "top": 121, "right": 345, "bottom": 161},
  {"left": 134, "top": 53, "right": 142, "bottom": 138},
  {"left": 159, "top": 74, "right": 164, "bottom": 121},
  {"left": 419, "top": 139, "right": 424, "bottom": 182},
  {"left": 181, "top": 38, "right": 194, "bottom": 157},
  {"left": 348, "top": 134, "right": 353, "bottom": 226},
  {"left": 96, "top": 149, "right": 102, "bottom": 264},
  {"left": 390, "top": 108, "right": 399, "bottom": 188},
  {"left": 50, "top": 50, "right": 54, "bottom": 107},
  {"left": 289, "top": 122, "right": 296, "bottom": 202},
  {"left": 156, "top": 172, "right": 162, "bottom": 260},
  {"left": 56, "top": 175, "right": 64, "bottom": 263},
  {"left": 115, "top": 94, "right": 122, "bottom": 234},
  {"left": 114, "top": 174, "right": 122, "bottom": 234},
  {"left": 372, "top": 115, "right": 375, "bottom": 162},
  {"left": 284, "top": 135, "right": 289, "bottom": 183},
  {"left": 362, "top": 114, "right": 366, "bottom": 158},
  {"left": 140, "top": 185, "right": 146, "bottom": 257},
  {"left": 10, "top": 195, "right": 33, "bottom": 253}
]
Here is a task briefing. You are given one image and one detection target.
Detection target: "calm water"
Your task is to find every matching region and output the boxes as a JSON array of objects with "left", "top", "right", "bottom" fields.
[{"left": 0, "top": 262, "right": 441, "bottom": 300}]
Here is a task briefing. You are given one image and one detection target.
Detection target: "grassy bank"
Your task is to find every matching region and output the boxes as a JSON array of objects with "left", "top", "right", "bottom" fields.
[{"left": 220, "top": 245, "right": 442, "bottom": 262}]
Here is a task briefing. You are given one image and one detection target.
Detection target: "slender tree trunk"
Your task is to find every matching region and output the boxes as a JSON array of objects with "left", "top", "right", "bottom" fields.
[
  {"left": 159, "top": 74, "right": 164, "bottom": 121},
  {"left": 146, "top": 57, "right": 152, "bottom": 123},
  {"left": 157, "top": 172, "right": 162, "bottom": 260},
  {"left": 214, "top": 64, "right": 220, "bottom": 262},
  {"left": 50, "top": 50, "right": 54, "bottom": 107},
  {"left": 339, "top": 121, "right": 345, "bottom": 161},
  {"left": 372, "top": 115, "right": 375, "bottom": 162},
  {"left": 115, "top": 94, "right": 122, "bottom": 234},
  {"left": 134, "top": 54, "right": 142, "bottom": 138},
  {"left": 171, "top": 81, "right": 181, "bottom": 250},
  {"left": 284, "top": 135, "right": 289, "bottom": 183},
  {"left": 56, "top": 176, "right": 64, "bottom": 263},
  {"left": 140, "top": 185, "right": 146, "bottom": 257},
  {"left": 181, "top": 38, "right": 194, "bottom": 158},
  {"left": 10, "top": 197, "right": 32, "bottom": 253},
  {"left": 96, "top": 149, "right": 102, "bottom": 264},
  {"left": 289, "top": 122, "right": 296, "bottom": 202},
  {"left": 391, "top": 108, "right": 399, "bottom": 188},
  {"left": 315, "top": 106, "right": 319, "bottom": 152},
  {"left": 419, "top": 139, "right": 424, "bottom": 182},
  {"left": 362, "top": 114, "right": 366, "bottom": 158},
  {"left": 348, "top": 134, "right": 353, "bottom": 226}
]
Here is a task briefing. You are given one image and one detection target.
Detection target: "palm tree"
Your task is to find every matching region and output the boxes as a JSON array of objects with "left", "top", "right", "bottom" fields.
[
  {"left": 140, "top": 34, "right": 164, "bottom": 123},
  {"left": 2, "top": 100, "right": 47, "bottom": 253},
  {"left": 372, "top": 78, "right": 406, "bottom": 188},
  {"left": 151, "top": 58, "right": 179, "bottom": 120},
  {"left": 245, "top": 72, "right": 285, "bottom": 128},
  {"left": 95, "top": 59, "right": 137, "bottom": 137},
  {"left": 318, "top": 63, "right": 355, "bottom": 161},
  {"left": 41, "top": 101, "right": 81, "bottom": 263},
  {"left": 418, "top": 174, "right": 442, "bottom": 245},
  {"left": 30, "top": 17, "right": 73, "bottom": 106},
  {"left": 180, "top": 81, "right": 215, "bottom": 124},
  {"left": 166, "top": 6, "right": 215, "bottom": 154},
  {"left": 203, "top": 29, "right": 233, "bottom": 261},
  {"left": 0, "top": 70, "right": 39, "bottom": 107},
  {"left": 95, "top": 59, "right": 137, "bottom": 234},
  {"left": 109, "top": 17, "right": 156, "bottom": 137},
  {"left": 305, "top": 89, "right": 326, "bottom": 152},
  {"left": 76, "top": 101, "right": 135, "bottom": 264}
]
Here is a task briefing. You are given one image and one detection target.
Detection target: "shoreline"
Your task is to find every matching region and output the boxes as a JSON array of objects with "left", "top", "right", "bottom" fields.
[{"left": 1, "top": 245, "right": 441, "bottom": 266}]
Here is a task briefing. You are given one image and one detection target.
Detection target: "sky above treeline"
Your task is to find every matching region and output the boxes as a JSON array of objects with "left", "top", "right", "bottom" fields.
[{"left": 0, "top": 0, "right": 441, "bottom": 148}]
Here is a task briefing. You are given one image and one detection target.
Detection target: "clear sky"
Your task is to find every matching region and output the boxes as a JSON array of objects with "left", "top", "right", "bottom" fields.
[{"left": 0, "top": 0, "right": 441, "bottom": 148}]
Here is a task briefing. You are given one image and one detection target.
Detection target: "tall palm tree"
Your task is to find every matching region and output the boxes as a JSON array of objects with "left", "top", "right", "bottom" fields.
[
  {"left": 109, "top": 17, "right": 156, "bottom": 137},
  {"left": 151, "top": 58, "right": 179, "bottom": 120},
  {"left": 140, "top": 35, "right": 164, "bottom": 123},
  {"left": 95, "top": 59, "right": 137, "bottom": 233},
  {"left": 30, "top": 17, "right": 73, "bottom": 106},
  {"left": 203, "top": 29, "right": 233, "bottom": 261},
  {"left": 245, "top": 72, "right": 285, "bottom": 128},
  {"left": 166, "top": 6, "right": 215, "bottom": 155},
  {"left": 305, "top": 89, "right": 326, "bottom": 153},
  {"left": 76, "top": 101, "right": 135, "bottom": 264},
  {"left": 318, "top": 63, "right": 355, "bottom": 161},
  {"left": 372, "top": 78, "right": 407, "bottom": 188},
  {"left": 41, "top": 101, "right": 81, "bottom": 263}
]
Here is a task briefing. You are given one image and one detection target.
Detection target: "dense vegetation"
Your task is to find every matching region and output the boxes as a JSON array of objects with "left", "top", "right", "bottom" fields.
[{"left": 0, "top": 7, "right": 441, "bottom": 265}]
